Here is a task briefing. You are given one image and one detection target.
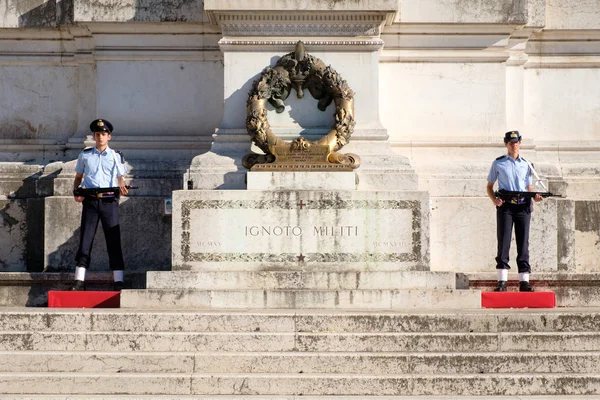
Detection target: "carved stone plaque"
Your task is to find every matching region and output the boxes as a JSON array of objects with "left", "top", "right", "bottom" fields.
[{"left": 172, "top": 190, "right": 431, "bottom": 271}]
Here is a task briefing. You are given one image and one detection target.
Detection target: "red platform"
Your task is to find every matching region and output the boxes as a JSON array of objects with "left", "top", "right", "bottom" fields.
[
  {"left": 482, "top": 291, "right": 555, "bottom": 308},
  {"left": 48, "top": 291, "right": 120, "bottom": 308}
]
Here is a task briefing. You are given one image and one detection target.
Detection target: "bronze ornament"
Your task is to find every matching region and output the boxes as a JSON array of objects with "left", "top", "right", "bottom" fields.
[{"left": 243, "top": 41, "right": 360, "bottom": 171}]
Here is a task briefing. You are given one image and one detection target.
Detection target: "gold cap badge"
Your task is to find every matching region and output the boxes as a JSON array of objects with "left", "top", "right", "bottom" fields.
[
  {"left": 511, "top": 132, "right": 518, "bottom": 138},
  {"left": 98, "top": 120, "right": 104, "bottom": 127}
]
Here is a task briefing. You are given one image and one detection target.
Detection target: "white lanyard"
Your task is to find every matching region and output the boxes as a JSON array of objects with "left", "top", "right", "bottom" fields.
[
  {"left": 111, "top": 149, "right": 120, "bottom": 186},
  {"left": 524, "top": 158, "right": 547, "bottom": 191}
]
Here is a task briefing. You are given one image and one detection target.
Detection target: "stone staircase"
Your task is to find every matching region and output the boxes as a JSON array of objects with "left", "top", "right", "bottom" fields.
[
  {"left": 121, "top": 270, "right": 481, "bottom": 309},
  {"left": 1, "top": 308, "right": 600, "bottom": 397}
]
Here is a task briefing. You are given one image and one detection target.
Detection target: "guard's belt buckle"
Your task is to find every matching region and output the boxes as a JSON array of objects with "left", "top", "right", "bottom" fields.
[
  {"left": 509, "top": 196, "right": 525, "bottom": 204},
  {"left": 94, "top": 192, "right": 115, "bottom": 199}
]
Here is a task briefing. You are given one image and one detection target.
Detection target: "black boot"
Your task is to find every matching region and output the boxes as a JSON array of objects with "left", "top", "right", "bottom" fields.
[
  {"left": 493, "top": 281, "right": 507, "bottom": 292},
  {"left": 70, "top": 280, "right": 86, "bottom": 291},
  {"left": 113, "top": 281, "right": 124, "bottom": 291},
  {"left": 519, "top": 281, "right": 534, "bottom": 292}
]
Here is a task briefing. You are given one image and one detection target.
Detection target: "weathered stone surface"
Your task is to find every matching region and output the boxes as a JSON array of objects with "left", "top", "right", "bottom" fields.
[
  {"left": 193, "top": 352, "right": 600, "bottom": 374},
  {"left": 430, "top": 197, "right": 559, "bottom": 273},
  {"left": 146, "top": 270, "right": 456, "bottom": 290},
  {"left": 0, "top": 373, "right": 192, "bottom": 395},
  {"left": 43, "top": 197, "right": 171, "bottom": 272},
  {"left": 172, "top": 190, "right": 430, "bottom": 271},
  {"left": 247, "top": 172, "right": 357, "bottom": 191},
  {"left": 0, "top": 309, "right": 90, "bottom": 331},
  {"left": 398, "top": 0, "right": 530, "bottom": 24},
  {"left": 0, "top": 352, "right": 194, "bottom": 373},
  {"left": 295, "top": 332, "right": 498, "bottom": 353},
  {"left": 0, "top": 199, "right": 27, "bottom": 271},
  {"left": 120, "top": 288, "right": 480, "bottom": 309},
  {"left": 0, "top": 65, "right": 78, "bottom": 142},
  {"left": 500, "top": 333, "right": 600, "bottom": 352},
  {"left": 189, "top": 374, "right": 600, "bottom": 396},
  {"left": 12, "top": 328, "right": 597, "bottom": 354},
  {"left": 73, "top": 0, "right": 207, "bottom": 22},
  {"left": 0, "top": 0, "right": 70, "bottom": 28},
  {"left": 546, "top": 0, "right": 600, "bottom": 29},
  {"left": 1, "top": 308, "right": 600, "bottom": 396},
  {"left": 205, "top": 0, "right": 399, "bottom": 12},
  {"left": 89, "top": 311, "right": 295, "bottom": 332},
  {"left": 574, "top": 200, "right": 600, "bottom": 272}
]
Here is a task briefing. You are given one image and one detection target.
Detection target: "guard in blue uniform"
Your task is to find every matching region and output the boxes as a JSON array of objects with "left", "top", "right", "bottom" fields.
[
  {"left": 486, "top": 131, "right": 543, "bottom": 292},
  {"left": 72, "top": 119, "right": 129, "bottom": 291}
]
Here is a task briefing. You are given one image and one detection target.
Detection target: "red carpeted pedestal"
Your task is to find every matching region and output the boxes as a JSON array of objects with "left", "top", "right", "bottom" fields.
[
  {"left": 482, "top": 291, "right": 556, "bottom": 308},
  {"left": 48, "top": 291, "right": 120, "bottom": 308}
]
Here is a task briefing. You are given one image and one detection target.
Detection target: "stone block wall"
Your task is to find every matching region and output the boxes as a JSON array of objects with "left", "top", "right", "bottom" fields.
[
  {"left": 430, "top": 198, "right": 600, "bottom": 274},
  {"left": 43, "top": 197, "right": 171, "bottom": 272},
  {"left": 0, "top": 200, "right": 27, "bottom": 271}
]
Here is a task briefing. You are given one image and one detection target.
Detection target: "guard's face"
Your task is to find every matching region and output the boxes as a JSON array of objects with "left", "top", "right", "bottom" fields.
[
  {"left": 505, "top": 140, "right": 520, "bottom": 154},
  {"left": 93, "top": 131, "right": 111, "bottom": 147}
]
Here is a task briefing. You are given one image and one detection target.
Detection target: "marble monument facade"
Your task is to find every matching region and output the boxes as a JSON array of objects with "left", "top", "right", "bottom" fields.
[{"left": 0, "top": 0, "right": 598, "bottom": 279}]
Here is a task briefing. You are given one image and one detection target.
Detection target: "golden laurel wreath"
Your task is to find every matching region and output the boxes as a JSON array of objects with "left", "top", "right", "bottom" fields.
[{"left": 243, "top": 41, "right": 360, "bottom": 169}]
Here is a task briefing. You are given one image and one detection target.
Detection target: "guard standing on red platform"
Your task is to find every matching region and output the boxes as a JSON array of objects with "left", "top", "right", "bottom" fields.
[
  {"left": 71, "top": 119, "right": 129, "bottom": 291},
  {"left": 486, "top": 131, "right": 543, "bottom": 292}
]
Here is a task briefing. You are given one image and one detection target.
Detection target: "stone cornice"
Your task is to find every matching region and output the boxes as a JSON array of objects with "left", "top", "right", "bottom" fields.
[
  {"left": 204, "top": 0, "right": 399, "bottom": 37},
  {"left": 219, "top": 38, "right": 384, "bottom": 52},
  {"left": 215, "top": 13, "right": 387, "bottom": 37},
  {"left": 524, "top": 30, "right": 600, "bottom": 68},
  {"left": 205, "top": 0, "right": 399, "bottom": 25}
]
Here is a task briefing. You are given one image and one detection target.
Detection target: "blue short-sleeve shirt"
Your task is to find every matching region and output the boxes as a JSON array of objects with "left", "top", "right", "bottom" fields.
[
  {"left": 75, "top": 146, "right": 128, "bottom": 189},
  {"left": 487, "top": 154, "right": 532, "bottom": 191}
]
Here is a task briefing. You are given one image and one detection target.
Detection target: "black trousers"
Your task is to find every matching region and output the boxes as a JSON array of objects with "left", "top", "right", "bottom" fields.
[
  {"left": 75, "top": 197, "right": 125, "bottom": 270},
  {"left": 495, "top": 202, "right": 531, "bottom": 273}
]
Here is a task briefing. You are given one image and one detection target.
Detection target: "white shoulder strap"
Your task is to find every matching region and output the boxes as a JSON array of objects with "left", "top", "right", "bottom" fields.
[
  {"left": 523, "top": 158, "right": 548, "bottom": 191},
  {"left": 111, "top": 149, "right": 121, "bottom": 186}
]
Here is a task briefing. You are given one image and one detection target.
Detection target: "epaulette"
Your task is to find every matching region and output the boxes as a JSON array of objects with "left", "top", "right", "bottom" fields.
[
  {"left": 495, "top": 155, "right": 506, "bottom": 160},
  {"left": 83, "top": 147, "right": 93, "bottom": 153},
  {"left": 116, "top": 150, "right": 125, "bottom": 163}
]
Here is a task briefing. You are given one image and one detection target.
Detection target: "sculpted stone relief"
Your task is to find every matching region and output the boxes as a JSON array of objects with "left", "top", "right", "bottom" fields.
[{"left": 243, "top": 41, "right": 360, "bottom": 171}]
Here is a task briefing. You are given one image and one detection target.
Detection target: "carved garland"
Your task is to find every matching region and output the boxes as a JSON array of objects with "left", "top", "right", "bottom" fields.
[{"left": 243, "top": 41, "right": 359, "bottom": 169}]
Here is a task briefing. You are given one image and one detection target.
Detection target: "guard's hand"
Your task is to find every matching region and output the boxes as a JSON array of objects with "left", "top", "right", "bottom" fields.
[
  {"left": 492, "top": 197, "right": 504, "bottom": 207},
  {"left": 534, "top": 193, "right": 543, "bottom": 202},
  {"left": 74, "top": 196, "right": 84, "bottom": 203},
  {"left": 118, "top": 177, "right": 128, "bottom": 196}
]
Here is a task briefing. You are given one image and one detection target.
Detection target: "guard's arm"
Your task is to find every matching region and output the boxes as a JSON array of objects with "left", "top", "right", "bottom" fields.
[
  {"left": 73, "top": 173, "right": 84, "bottom": 203},
  {"left": 526, "top": 185, "right": 544, "bottom": 202},
  {"left": 118, "top": 175, "right": 129, "bottom": 196},
  {"left": 487, "top": 181, "right": 503, "bottom": 206}
]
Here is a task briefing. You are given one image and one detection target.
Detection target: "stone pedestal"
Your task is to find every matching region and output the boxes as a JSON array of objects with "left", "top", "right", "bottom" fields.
[
  {"left": 247, "top": 172, "right": 357, "bottom": 191},
  {"left": 172, "top": 189, "right": 430, "bottom": 272},
  {"left": 187, "top": 0, "right": 417, "bottom": 191}
]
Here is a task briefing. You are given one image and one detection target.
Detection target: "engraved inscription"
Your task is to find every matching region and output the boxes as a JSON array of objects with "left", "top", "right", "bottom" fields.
[
  {"left": 246, "top": 226, "right": 303, "bottom": 236},
  {"left": 181, "top": 198, "right": 423, "bottom": 264},
  {"left": 314, "top": 226, "right": 359, "bottom": 236},
  {"left": 373, "top": 241, "right": 410, "bottom": 249},
  {"left": 197, "top": 241, "right": 222, "bottom": 247}
]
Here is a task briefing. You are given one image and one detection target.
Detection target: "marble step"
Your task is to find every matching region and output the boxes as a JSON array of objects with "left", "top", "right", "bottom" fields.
[
  {"left": 2, "top": 331, "right": 599, "bottom": 353},
  {"left": 2, "top": 397, "right": 599, "bottom": 400},
  {"left": 3, "top": 309, "right": 600, "bottom": 333},
  {"left": 2, "top": 351, "right": 600, "bottom": 374},
  {"left": 1, "top": 373, "right": 600, "bottom": 396},
  {"left": 146, "top": 271, "right": 457, "bottom": 290},
  {"left": 120, "top": 288, "right": 481, "bottom": 309},
  {"left": 191, "top": 373, "right": 600, "bottom": 396}
]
